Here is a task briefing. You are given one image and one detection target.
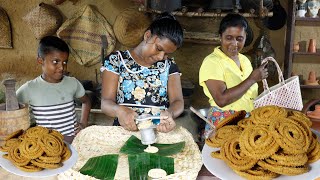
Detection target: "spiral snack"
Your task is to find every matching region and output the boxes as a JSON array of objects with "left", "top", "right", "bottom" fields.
[
  {"left": 0, "top": 138, "right": 21, "bottom": 152},
  {"left": 25, "top": 126, "right": 49, "bottom": 139},
  {"left": 269, "top": 117, "right": 310, "bottom": 154},
  {"left": 38, "top": 155, "right": 62, "bottom": 164},
  {"left": 288, "top": 111, "right": 312, "bottom": 127},
  {"left": 8, "top": 144, "right": 31, "bottom": 167},
  {"left": 30, "top": 159, "right": 61, "bottom": 169},
  {"left": 19, "top": 139, "right": 44, "bottom": 159},
  {"left": 270, "top": 152, "right": 308, "bottom": 167},
  {"left": 215, "top": 110, "right": 247, "bottom": 129},
  {"left": 220, "top": 138, "right": 258, "bottom": 171},
  {"left": 257, "top": 159, "right": 309, "bottom": 176},
  {"left": 206, "top": 125, "right": 243, "bottom": 148},
  {"left": 61, "top": 142, "right": 71, "bottom": 162},
  {"left": 237, "top": 117, "right": 254, "bottom": 129},
  {"left": 49, "top": 129, "right": 64, "bottom": 142},
  {"left": 38, "top": 134, "right": 63, "bottom": 157},
  {"left": 234, "top": 165, "right": 279, "bottom": 180},
  {"left": 17, "top": 164, "right": 43, "bottom": 172},
  {"left": 210, "top": 150, "right": 222, "bottom": 159},
  {"left": 4, "top": 129, "right": 24, "bottom": 141},
  {"left": 240, "top": 125, "right": 279, "bottom": 159},
  {"left": 251, "top": 105, "right": 287, "bottom": 125},
  {"left": 307, "top": 139, "right": 320, "bottom": 163},
  {"left": 288, "top": 115, "right": 313, "bottom": 142}
]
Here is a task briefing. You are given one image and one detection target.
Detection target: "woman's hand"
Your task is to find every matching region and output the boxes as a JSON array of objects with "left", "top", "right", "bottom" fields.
[
  {"left": 156, "top": 110, "right": 176, "bottom": 133},
  {"left": 249, "top": 61, "right": 268, "bottom": 82},
  {"left": 116, "top": 106, "right": 138, "bottom": 131}
]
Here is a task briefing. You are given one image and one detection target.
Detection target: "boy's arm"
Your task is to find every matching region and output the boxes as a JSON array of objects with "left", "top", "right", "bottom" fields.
[{"left": 78, "top": 94, "right": 91, "bottom": 128}]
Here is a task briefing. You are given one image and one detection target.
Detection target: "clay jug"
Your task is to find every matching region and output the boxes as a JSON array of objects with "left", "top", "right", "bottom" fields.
[
  {"left": 0, "top": 79, "right": 30, "bottom": 145},
  {"left": 308, "top": 39, "right": 316, "bottom": 53}
]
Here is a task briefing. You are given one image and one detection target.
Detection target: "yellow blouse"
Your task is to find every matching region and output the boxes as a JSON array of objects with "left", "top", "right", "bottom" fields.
[{"left": 199, "top": 47, "right": 258, "bottom": 112}]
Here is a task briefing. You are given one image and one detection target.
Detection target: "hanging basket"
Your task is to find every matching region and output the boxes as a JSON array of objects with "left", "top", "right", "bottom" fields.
[
  {"left": 0, "top": 6, "right": 12, "bottom": 48},
  {"left": 22, "top": 3, "right": 63, "bottom": 39}
]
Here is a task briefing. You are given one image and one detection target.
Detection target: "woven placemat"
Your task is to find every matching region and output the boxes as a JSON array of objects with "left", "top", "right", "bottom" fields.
[{"left": 57, "top": 126, "right": 203, "bottom": 180}]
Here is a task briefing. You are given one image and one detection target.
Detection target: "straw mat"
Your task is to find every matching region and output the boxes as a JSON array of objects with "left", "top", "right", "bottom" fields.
[
  {"left": 57, "top": 126, "right": 203, "bottom": 180},
  {"left": 57, "top": 5, "right": 116, "bottom": 67}
]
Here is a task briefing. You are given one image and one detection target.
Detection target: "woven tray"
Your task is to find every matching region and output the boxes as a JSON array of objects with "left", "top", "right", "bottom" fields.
[{"left": 57, "top": 126, "right": 202, "bottom": 180}]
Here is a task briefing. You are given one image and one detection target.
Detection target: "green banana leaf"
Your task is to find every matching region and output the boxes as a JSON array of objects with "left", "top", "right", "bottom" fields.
[
  {"left": 128, "top": 153, "right": 174, "bottom": 180},
  {"left": 79, "top": 154, "right": 119, "bottom": 180},
  {"left": 120, "top": 135, "right": 185, "bottom": 156}
]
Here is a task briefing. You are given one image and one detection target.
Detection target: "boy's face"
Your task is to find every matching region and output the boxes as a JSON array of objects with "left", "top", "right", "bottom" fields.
[{"left": 37, "top": 50, "right": 69, "bottom": 83}]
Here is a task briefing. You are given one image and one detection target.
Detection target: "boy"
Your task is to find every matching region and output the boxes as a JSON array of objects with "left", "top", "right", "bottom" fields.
[{"left": 16, "top": 36, "right": 91, "bottom": 137}]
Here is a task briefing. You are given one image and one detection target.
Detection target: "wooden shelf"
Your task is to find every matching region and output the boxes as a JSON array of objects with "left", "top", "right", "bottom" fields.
[
  {"left": 295, "top": 17, "right": 320, "bottom": 22},
  {"left": 293, "top": 52, "right": 320, "bottom": 56},
  {"left": 300, "top": 85, "right": 320, "bottom": 89}
]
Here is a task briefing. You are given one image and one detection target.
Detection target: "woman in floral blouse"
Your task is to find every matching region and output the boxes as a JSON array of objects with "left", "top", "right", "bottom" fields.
[{"left": 101, "top": 12, "right": 184, "bottom": 132}]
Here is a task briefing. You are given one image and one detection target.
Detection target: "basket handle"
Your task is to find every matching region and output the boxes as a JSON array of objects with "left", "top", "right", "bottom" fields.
[{"left": 260, "top": 57, "right": 285, "bottom": 92}]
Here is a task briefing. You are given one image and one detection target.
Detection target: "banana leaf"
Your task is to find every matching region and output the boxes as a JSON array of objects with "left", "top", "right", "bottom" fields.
[
  {"left": 128, "top": 153, "right": 174, "bottom": 180},
  {"left": 79, "top": 154, "right": 119, "bottom": 180},
  {"left": 120, "top": 135, "right": 185, "bottom": 156}
]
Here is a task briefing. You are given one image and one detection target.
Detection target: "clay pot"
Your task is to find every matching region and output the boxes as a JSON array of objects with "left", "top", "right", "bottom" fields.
[
  {"left": 305, "top": 70, "right": 319, "bottom": 85},
  {"left": 293, "top": 42, "right": 300, "bottom": 52},
  {"left": 307, "top": 104, "right": 320, "bottom": 119},
  {"left": 308, "top": 39, "right": 316, "bottom": 53}
]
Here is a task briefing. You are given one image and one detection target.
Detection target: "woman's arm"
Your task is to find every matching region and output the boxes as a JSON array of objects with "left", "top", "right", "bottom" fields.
[
  {"left": 206, "top": 62, "right": 268, "bottom": 108},
  {"left": 101, "top": 70, "right": 138, "bottom": 131},
  {"left": 78, "top": 94, "right": 91, "bottom": 128}
]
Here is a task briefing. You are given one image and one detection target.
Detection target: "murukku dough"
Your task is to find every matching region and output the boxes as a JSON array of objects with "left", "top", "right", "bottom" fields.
[
  {"left": 4, "top": 129, "right": 24, "bottom": 141},
  {"left": 269, "top": 118, "right": 309, "bottom": 154},
  {"left": 38, "top": 134, "right": 63, "bottom": 157},
  {"left": 25, "top": 126, "right": 49, "bottom": 138},
  {"left": 258, "top": 160, "right": 310, "bottom": 176},
  {"left": 251, "top": 105, "right": 287, "bottom": 125},
  {"left": 19, "top": 139, "right": 44, "bottom": 159},
  {"left": 220, "top": 138, "right": 257, "bottom": 171},
  {"left": 240, "top": 125, "right": 279, "bottom": 159},
  {"left": 205, "top": 125, "right": 242, "bottom": 148}
]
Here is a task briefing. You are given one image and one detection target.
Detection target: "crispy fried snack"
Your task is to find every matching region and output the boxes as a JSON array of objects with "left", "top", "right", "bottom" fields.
[
  {"left": 38, "top": 134, "right": 63, "bottom": 157},
  {"left": 49, "top": 129, "right": 64, "bottom": 142},
  {"left": 30, "top": 159, "right": 61, "bottom": 169},
  {"left": 210, "top": 150, "right": 222, "bottom": 159},
  {"left": 215, "top": 110, "right": 247, "bottom": 129},
  {"left": 38, "top": 155, "right": 62, "bottom": 164},
  {"left": 258, "top": 159, "right": 310, "bottom": 176},
  {"left": 205, "top": 125, "right": 242, "bottom": 148},
  {"left": 288, "top": 111, "right": 312, "bottom": 127},
  {"left": 25, "top": 126, "right": 49, "bottom": 139},
  {"left": 220, "top": 138, "right": 258, "bottom": 171},
  {"left": 234, "top": 165, "right": 279, "bottom": 180},
  {"left": 270, "top": 152, "right": 308, "bottom": 167},
  {"left": 8, "top": 144, "right": 31, "bottom": 167},
  {"left": 237, "top": 117, "right": 254, "bottom": 129},
  {"left": 19, "top": 139, "right": 44, "bottom": 159},
  {"left": 251, "top": 105, "right": 287, "bottom": 125},
  {"left": 0, "top": 138, "right": 21, "bottom": 152},
  {"left": 4, "top": 129, "right": 24, "bottom": 141},
  {"left": 269, "top": 118, "right": 310, "bottom": 154},
  {"left": 240, "top": 125, "right": 279, "bottom": 159},
  {"left": 17, "top": 164, "right": 43, "bottom": 172},
  {"left": 307, "top": 137, "right": 320, "bottom": 163},
  {"left": 61, "top": 142, "right": 71, "bottom": 162}
]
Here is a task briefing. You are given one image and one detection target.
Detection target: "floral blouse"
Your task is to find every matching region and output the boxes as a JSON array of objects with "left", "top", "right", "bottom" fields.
[{"left": 101, "top": 50, "right": 180, "bottom": 116}]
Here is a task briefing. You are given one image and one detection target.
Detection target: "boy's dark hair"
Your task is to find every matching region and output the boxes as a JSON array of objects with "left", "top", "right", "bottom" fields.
[
  {"left": 38, "top": 36, "right": 69, "bottom": 58},
  {"left": 147, "top": 12, "right": 183, "bottom": 48},
  {"left": 218, "top": 13, "right": 248, "bottom": 35}
]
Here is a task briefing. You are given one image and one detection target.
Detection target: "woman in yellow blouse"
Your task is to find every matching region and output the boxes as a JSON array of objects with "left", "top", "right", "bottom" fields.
[{"left": 199, "top": 13, "right": 268, "bottom": 136}]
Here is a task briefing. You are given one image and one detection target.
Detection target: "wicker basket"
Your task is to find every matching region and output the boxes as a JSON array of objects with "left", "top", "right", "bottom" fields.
[
  {"left": 57, "top": 126, "right": 203, "bottom": 180},
  {"left": 22, "top": 3, "right": 63, "bottom": 39},
  {"left": 113, "top": 9, "right": 151, "bottom": 48},
  {"left": 57, "top": 5, "right": 116, "bottom": 67},
  {"left": 0, "top": 6, "right": 12, "bottom": 48}
]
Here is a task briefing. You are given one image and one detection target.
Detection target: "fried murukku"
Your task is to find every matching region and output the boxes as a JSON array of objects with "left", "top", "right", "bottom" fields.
[
  {"left": 49, "top": 129, "right": 64, "bottom": 142},
  {"left": 288, "top": 111, "right": 312, "bottom": 127},
  {"left": 307, "top": 140, "right": 320, "bottom": 163},
  {"left": 25, "top": 126, "right": 49, "bottom": 139},
  {"left": 8, "top": 144, "right": 31, "bottom": 167},
  {"left": 205, "top": 125, "right": 243, "bottom": 148},
  {"left": 38, "top": 134, "right": 63, "bottom": 157},
  {"left": 237, "top": 117, "right": 254, "bottom": 129},
  {"left": 210, "top": 150, "right": 222, "bottom": 159},
  {"left": 61, "top": 143, "right": 71, "bottom": 162},
  {"left": 215, "top": 110, "right": 247, "bottom": 129},
  {"left": 288, "top": 115, "right": 312, "bottom": 142},
  {"left": 30, "top": 159, "right": 61, "bottom": 169},
  {"left": 17, "top": 164, "right": 43, "bottom": 172},
  {"left": 269, "top": 117, "right": 310, "bottom": 154},
  {"left": 38, "top": 155, "right": 62, "bottom": 164},
  {"left": 307, "top": 132, "right": 318, "bottom": 154},
  {"left": 4, "top": 129, "right": 24, "bottom": 141},
  {"left": 240, "top": 125, "right": 279, "bottom": 159},
  {"left": 0, "top": 138, "right": 21, "bottom": 152},
  {"left": 234, "top": 165, "right": 279, "bottom": 180},
  {"left": 270, "top": 152, "right": 308, "bottom": 166},
  {"left": 251, "top": 105, "right": 287, "bottom": 125},
  {"left": 258, "top": 159, "right": 310, "bottom": 176},
  {"left": 220, "top": 137, "right": 258, "bottom": 171},
  {"left": 19, "top": 139, "right": 44, "bottom": 159}
]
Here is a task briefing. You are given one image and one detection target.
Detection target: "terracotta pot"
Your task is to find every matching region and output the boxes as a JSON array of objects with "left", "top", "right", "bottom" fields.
[
  {"left": 293, "top": 42, "right": 300, "bottom": 52},
  {"left": 308, "top": 39, "right": 316, "bottom": 53}
]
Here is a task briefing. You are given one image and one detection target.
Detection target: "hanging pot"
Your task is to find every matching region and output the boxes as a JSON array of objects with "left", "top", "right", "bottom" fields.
[
  {"left": 240, "top": 0, "right": 273, "bottom": 12},
  {"left": 263, "top": 0, "right": 287, "bottom": 30}
]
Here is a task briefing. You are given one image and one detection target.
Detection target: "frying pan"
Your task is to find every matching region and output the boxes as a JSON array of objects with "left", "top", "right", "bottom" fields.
[{"left": 263, "top": 0, "right": 287, "bottom": 30}]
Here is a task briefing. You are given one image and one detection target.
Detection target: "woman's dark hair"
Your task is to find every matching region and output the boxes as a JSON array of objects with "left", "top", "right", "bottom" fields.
[
  {"left": 218, "top": 13, "right": 248, "bottom": 35},
  {"left": 147, "top": 12, "right": 183, "bottom": 48},
  {"left": 38, "top": 36, "right": 69, "bottom": 58}
]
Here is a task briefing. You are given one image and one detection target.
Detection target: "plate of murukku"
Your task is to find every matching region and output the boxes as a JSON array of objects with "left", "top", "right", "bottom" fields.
[
  {"left": 202, "top": 105, "right": 320, "bottom": 180},
  {"left": 0, "top": 126, "right": 78, "bottom": 177}
]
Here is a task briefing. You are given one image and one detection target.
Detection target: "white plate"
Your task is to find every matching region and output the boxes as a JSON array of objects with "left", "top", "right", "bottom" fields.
[
  {"left": 202, "top": 129, "right": 320, "bottom": 180},
  {"left": 0, "top": 142, "right": 78, "bottom": 177}
]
